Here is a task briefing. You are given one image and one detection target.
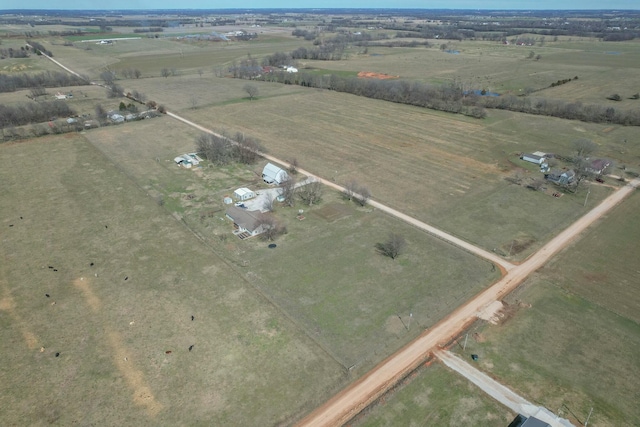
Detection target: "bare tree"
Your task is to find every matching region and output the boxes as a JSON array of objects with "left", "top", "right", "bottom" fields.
[
  {"left": 572, "top": 138, "right": 597, "bottom": 158},
  {"left": 197, "top": 69, "right": 203, "bottom": 78},
  {"left": 243, "top": 84, "right": 259, "bottom": 100},
  {"left": 278, "top": 177, "right": 296, "bottom": 207},
  {"left": 257, "top": 214, "right": 285, "bottom": 241},
  {"left": 375, "top": 233, "right": 407, "bottom": 260},
  {"left": 262, "top": 195, "right": 275, "bottom": 212},
  {"left": 288, "top": 158, "right": 299, "bottom": 175},
  {"left": 161, "top": 68, "right": 170, "bottom": 78},
  {"left": 527, "top": 178, "right": 545, "bottom": 191},
  {"left": 133, "top": 69, "right": 141, "bottom": 79},
  {"left": 355, "top": 185, "right": 371, "bottom": 206},
  {"left": 344, "top": 179, "right": 358, "bottom": 201},
  {"left": 572, "top": 157, "right": 594, "bottom": 192},
  {"left": 100, "top": 69, "right": 116, "bottom": 85},
  {"left": 298, "top": 180, "right": 323, "bottom": 206}
]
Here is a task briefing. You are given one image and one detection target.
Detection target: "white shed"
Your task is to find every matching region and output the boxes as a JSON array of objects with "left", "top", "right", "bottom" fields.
[
  {"left": 234, "top": 187, "right": 256, "bottom": 201},
  {"left": 521, "top": 153, "right": 545, "bottom": 165},
  {"left": 262, "top": 163, "right": 289, "bottom": 184}
]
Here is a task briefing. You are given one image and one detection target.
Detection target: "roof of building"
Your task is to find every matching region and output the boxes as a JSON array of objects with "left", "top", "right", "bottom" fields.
[
  {"left": 523, "top": 154, "right": 544, "bottom": 161},
  {"left": 521, "top": 416, "right": 552, "bottom": 427},
  {"left": 262, "top": 163, "right": 287, "bottom": 180},
  {"left": 226, "top": 206, "right": 262, "bottom": 232},
  {"left": 234, "top": 187, "right": 254, "bottom": 196}
]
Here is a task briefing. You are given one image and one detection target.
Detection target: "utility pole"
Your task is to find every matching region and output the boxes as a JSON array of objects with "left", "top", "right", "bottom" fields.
[
  {"left": 584, "top": 185, "right": 591, "bottom": 207},
  {"left": 585, "top": 407, "right": 594, "bottom": 426}
]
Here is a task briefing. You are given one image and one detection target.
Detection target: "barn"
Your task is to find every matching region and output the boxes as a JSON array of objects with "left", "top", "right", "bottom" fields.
[
  {"left": 233, "top": 187, "right": 256, "bottom": 201},
  {"left": 262, "top": 163, "right": 289, "bottom": 184}
]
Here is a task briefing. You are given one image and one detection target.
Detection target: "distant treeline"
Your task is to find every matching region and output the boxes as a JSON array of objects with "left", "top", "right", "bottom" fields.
[
  {"left": 251, "top": 71, "right": 640, "bottom": 125},
  {"left": 27, "top": 40, "right": 52, "bottom": 57},
  {"left": 0, "top": 71, "right": 88, "bottom": 93},
  {"left": 0, "top": 100, "right": 75, "bottom": 129},
  {"left": 133, "top": 27, "right": 164, "bottom": 33}
]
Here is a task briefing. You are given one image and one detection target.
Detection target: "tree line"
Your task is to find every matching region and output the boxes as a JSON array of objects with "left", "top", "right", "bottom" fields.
[
  {"left": 195, "top": 132, "right": 262, "bottom": 166},
  {"left": 0, "top": 70, "right": 88, "bottom": 93},
  {"left": 0, "top": 100, "right": 75, "bottom": 129}
]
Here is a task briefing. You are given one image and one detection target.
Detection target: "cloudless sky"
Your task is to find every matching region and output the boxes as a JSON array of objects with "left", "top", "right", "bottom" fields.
[{"left": 2, "top": 0, "right": 639, "bottom": 10}]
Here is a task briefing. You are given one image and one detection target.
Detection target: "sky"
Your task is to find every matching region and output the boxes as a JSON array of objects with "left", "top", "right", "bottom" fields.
[{"left": 2, "top": 0, "right": 639, "bottom": 10}]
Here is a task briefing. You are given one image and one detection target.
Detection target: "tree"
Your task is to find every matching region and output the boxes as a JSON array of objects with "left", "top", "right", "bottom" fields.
[
  {"left": 298, "top": 180, "right": 323, "bottom": 206},
  {"left": 572, "top": 138, "right": 597, "bottom": 158},
  {"left": 161, "top": 68, "right": 170, "bottom": 78},
  {"left": 257, "top": 214, "right": 285, "bottom": 241},
  {"left": 355, "top": 185, "right": 371, "bottom": 206},
  {"left": 197, "top": 69, "right": 203, "bottom": 78},
  {"left": 288, "top": 158, "right": 299, "bottom": 175},
  {"left": 95, "top": 104, "right": 107, "bottom": 123},
  {"left": 243, "top": 84, "right": 259, "bottom": 100},
  {"left": 572, "top": 157, "right": 594, "bottom": 192},
  {"left": 106, "top": 84, "right": 123, "bottom": 98},
  {"left": 278, "top": 177, "right": 296, "bottom": 207},
  {"left": 344, "top": 179, "right": 359, "bottom": 201},
  {"left": 262, "top": 195, "right": 275, "bottom": 212},
  {"left": 375, "top": 233, "right": 406, "bottom": 260},
  {"left": 133, "top": 69, "right": 141, "bottom": 79},
  {"left": 100, "top": 69, "right": 115, "bottom": 85}
]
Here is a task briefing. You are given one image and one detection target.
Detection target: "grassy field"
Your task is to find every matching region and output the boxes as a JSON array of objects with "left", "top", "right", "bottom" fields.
[
  {"left": 81, "top": 118, "right": 501, "bottom": 371},
  {"left": 452, "top": 191, "right": 640, "bottom": 426},
  {"left": 354, "top": 362, "right": 515, "bottom": 426},
  {"left": 180, "top": 88, "right": 630, "bottom": 258},
  {"left": 0, "top": 134, "right": 346, "bottom": 426}
]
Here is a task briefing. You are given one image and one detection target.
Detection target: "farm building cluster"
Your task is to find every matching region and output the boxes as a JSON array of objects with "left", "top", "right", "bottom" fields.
[{"left": 520, "top": 151, "right": 611, "bottom": 188}]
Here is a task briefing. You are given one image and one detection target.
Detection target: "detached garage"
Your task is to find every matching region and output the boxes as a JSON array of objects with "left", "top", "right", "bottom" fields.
[{"left": 234, "top": 187, "right": 256, "bottom": 201}]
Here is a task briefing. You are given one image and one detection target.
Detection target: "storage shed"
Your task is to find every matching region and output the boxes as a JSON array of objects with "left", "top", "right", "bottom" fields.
[
  {"left": 262, "top": 163, "right": 289, "bottom": 185},
  {"left": 234, "top": 187, "right": 256, "bottom": 201},
  {"left": 521, "top": 153, "right": 546, "bottom": 165}
]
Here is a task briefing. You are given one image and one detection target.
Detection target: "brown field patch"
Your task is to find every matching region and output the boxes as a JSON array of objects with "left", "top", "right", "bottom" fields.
[
  {"left": 314, "top": 203, "right": 352, "bottom": 222},
  {"left": 73, "top": 277, "right": 101, "bottom": 313},
  {"left": 358, "top": 71, "right": 399, "bottom": 79}
]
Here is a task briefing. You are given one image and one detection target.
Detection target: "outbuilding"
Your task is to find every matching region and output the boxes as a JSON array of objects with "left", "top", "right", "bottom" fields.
[
  {"left": 262, "top": 162, "right": 289, "bottom": 185},
  {"left": 234, "top": 187, "right": 256, "bottom": 201},
  {"left": 521, "top": 153, "right": 546, "bottom": 165}
]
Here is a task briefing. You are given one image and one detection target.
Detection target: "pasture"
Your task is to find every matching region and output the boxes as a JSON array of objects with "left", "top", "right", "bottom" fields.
[
  {"left": 453, "top": 191, "right": 640, "bottom": 426},
  {"left": 0, "top": 134, "right": 346, "bottom": 426},
  {"left": 181, "top": 89, "right": 630, "bottom": 258},
  {"left": 82, "top": 118, "right": 501, "bottom": 372}
]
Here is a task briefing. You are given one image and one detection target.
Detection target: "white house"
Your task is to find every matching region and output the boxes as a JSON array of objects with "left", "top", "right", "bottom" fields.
[
  {"left": 521, "top": 153, "right": 546, "bottom": 165},
  {"left": 225, "top": 206, "right": 266, "bottom": 237},
  {"left": 286, "top": 66, "right": 298, "bottom": 73},
  {"left": 262, "top": 163, "right": 289, "bottom": 185},
  {"left": 233, "top": 187, "right": 256, "bottom": 201},
  {"left": 174, "top": 153, "right": 201, "bottom": 167}
]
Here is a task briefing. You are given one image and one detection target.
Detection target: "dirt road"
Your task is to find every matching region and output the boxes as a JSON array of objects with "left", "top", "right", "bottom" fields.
[{"left": 296, "top": 179, "right": 638, "bottom": 427}]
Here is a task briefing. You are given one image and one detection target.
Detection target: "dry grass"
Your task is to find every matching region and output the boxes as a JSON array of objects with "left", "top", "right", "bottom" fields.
[{"left": 0, "top": 133, "right": 345, "bottom": 426}]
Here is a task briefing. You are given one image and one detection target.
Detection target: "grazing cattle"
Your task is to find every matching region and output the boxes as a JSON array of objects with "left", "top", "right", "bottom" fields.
[
  {"left": 189, "top": 345, "right": 194, "bottom": 352},
  {"left": 9, "top": 224, "right": 13, "bottom": 227},
  {"left": 165, "top": 350, "right": 172, "bottom": 354},
  {"left": 90, "top": 262, "right": 94, "bottom": 266},
  {"left": 191, "top": 315, "right": 194, "bottom": 321},
  {"left": 48, "top": 266, "right": 53, "bottom": 269},
  {"left": 53, "top": 269, "right": 58, "bottom": 272},
  {"left": 45, "top": 294, "right": 50, "bottom": 298},
  {"left": 55, "top": 352, "right": 60, "bottom": 357},
  {"left": 105, "top": 225, "right": 108, "bottom": 229},
  {"left": 124, "top": 277, "right": 128, "bottom": 281},
  {"left": 20, "top": 216, "right": 23, "bottom": 219}
]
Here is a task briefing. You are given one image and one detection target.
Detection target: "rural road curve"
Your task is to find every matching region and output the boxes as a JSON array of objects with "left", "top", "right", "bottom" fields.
[
  {"left": 39, "top": 54, "right": 636, "bottom": 425},
  {"left": 435, "top": 350, "right": 574, "bottom": 427},
  {"left": 296, "top": 178, "right": 638, "bottom": 427}
]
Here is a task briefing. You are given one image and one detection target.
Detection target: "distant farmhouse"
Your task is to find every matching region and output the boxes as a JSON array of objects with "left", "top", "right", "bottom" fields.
[
  {"left": 262, "top": 162, "right": 289, "bottom": 185},
  {"left": 545, "top": 169, "right": 575, "bottom": 185}
]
